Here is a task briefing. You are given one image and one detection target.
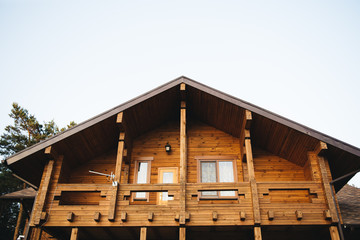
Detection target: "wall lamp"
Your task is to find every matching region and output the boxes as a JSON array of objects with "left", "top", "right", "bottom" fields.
[{"left": 165, "top": 142, "right": 171, "bottom": 153}]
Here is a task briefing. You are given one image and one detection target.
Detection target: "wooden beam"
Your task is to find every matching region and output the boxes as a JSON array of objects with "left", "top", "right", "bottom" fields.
[
  {"left": 254, "top": 227, "right": 262, "bottom": 240},
  {"left": 240, "top": 211, "right": 246, "bottom": 221},
  {"left": 295, "top": 210, "right": 303, "bottom": 220},
  {"left": 31, "top": 227, "right": 42, "bottom": 240},
  {"left": 117, "top": 112, "right": 127, "bottom": 132},
  {"left": 314, "top": 141, "right": 328, "bottom": 156},
  {"left": 32, "top": 158, "right": 55, "bottom": 225},
  {"left": 123, "top": 164, "right": 130, "bottom": 183},
  {"left": 148, "top": 212, "right": 154, "bottom": 222},
  {"left": 44, "top": 145, "right": 59, "bottom": 161},
  {"left": 318, "top": 156, "right": 339, "bottom": 223},
  {"left": 114, "top": 135, "right": 125, "bottom": 182},
  {"left": 70, "top": 228, "right": 79, "bottom": 240},
  {"left": 13, "top": 200, "right": 24, "bottom": 240},
  {"left": 240, "top": 110, "right": 252, "bottom": 162},
  {"left": 245, "top": 130, "right": 261, "bottom": 225},
  {"left": 324, "top": 209, "right": 332, "bottom": 220},
  {"left": 40, "top": 212, "right": 48, "bottom": 221},
  {"left": 117, "top": 112, "right": 123, "bottom": 124},
  {"left": 180, "top": 83, "right": 186, "bottom": 100},
  {"left": 108, "top": 186, "right": 118, "bottom": 221},
  {"left": 185, "top": 212, "right": 190, "bottom": 221},
  {"left": 44, "top": 146, "right": 52, "bottom": 155},
  {"left": 245, "top": 110, "right": 252, "bottom": 129},
  {"left": 179, "top": 227, "right": 186, "bottom": 240},
  {"left": 109, "top": 132, "right": 125, "bottom": 221},
  {"left": 180, "top": 83, "right": 186, "bottom": 91},
  {"left": 267, "top": 210, "right": 274, "bottom": 220},
  {"left": 180, "top": 100, "right": 187, "bottom": 225},
  {"left": 67, "top": 212, "right": 74, "bottom": 222},
  {"left": 94, "top": 212, "right": 101, "bottom": 222},
  {"left": 329, "top": 226, "right": 340, "bottom": 240},
  {"left": 120, "top": 211, "right": 127, "bottom": 222},
  {"left": 140, "top": 227, "right": 147, "bottom": 240},
  {"left": 212, "top": 211, "right": 218, "bottom": 221}
]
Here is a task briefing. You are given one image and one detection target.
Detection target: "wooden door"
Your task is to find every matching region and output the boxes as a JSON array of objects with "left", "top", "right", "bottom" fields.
[{"left": 158, "top": 167, "right": 178, "bottom": 205}]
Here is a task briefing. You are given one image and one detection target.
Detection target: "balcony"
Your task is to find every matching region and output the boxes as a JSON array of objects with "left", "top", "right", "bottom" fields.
[{"left": 43, "top": 181, "right": 331, "bottom": 227}]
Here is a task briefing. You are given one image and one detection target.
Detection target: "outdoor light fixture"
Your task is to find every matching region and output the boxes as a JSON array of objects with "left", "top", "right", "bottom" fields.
[{"left": 165, "top": 142, "right": 171, "bottom": 152}]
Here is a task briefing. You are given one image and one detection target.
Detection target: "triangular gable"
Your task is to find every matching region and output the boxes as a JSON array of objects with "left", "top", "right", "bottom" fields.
[{"left": 4, "top": 76, "right": 360, "bottom": 190}]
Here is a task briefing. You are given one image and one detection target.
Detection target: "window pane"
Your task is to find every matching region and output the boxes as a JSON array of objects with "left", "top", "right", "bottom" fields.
[
  {"left": 218, "top": 161, "right": 235, "bottom": 197},
  {"left": 136, "top": 162, "right": 148, "bottom": 198},
  {"left": 137, "top": 162, "right": 148, "bottom": 184},
  {"left": 163, "top": 172, "right": 173, "bottom": 183},
  {"left": 201, "top": 162, "right": 216, "bottom": 183},
  {"left": 201, "top": 162, "right": 217, "bottom": 196},
  {"left": 219, "top": 161, "right": 234, "bottom": 182},
  {"left": 162, "top": 172, "right": 174, "bottom": 201}
]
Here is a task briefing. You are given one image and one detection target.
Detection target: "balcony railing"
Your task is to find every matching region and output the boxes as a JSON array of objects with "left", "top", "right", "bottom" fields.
[{"left": 43, "top": 181, "right": 330, "bottom": 227}]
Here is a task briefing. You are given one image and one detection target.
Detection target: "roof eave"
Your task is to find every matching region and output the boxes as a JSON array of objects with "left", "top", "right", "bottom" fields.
[
  {"left": 5, "top": 76, "right": 187, "bottom": 165},
  {"left": 5, "top": 75, "right": 360, "bottom": 168}
]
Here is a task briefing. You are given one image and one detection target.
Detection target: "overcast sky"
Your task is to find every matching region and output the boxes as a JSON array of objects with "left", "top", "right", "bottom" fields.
[{"left": 1, "top": 0, "right": 360, "bottom": 186}]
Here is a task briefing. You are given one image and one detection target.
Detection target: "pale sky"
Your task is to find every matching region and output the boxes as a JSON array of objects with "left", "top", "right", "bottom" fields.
[{"left": 1, "top": 1, "right": 360, "bottom": 186}]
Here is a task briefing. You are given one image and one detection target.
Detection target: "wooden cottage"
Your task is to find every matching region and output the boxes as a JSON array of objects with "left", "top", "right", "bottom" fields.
[{"left": 4, "top": 76, "right": 360, "bottom": 240}]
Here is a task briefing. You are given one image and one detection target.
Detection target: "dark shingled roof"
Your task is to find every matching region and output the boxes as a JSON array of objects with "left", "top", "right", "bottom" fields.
[
  {"left": 337, "top": 184, "right": 360, "bottom": 225},
  {"left": 0, "top": 187, "right": 36, "bottom": 200}
]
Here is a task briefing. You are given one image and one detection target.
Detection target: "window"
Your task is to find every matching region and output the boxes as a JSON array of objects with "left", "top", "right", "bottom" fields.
[
  {"left": 197, "top": 156, "right": 237, "bottom": 198},
  {"left": 158, "top": 167, "right": 178, "bottom": 205},
  {"left": 133, "top": 157, "right": 152, "bottom": 201}
]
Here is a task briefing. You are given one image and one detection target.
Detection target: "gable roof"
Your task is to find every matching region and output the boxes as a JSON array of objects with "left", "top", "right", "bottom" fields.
[{"left": 4, "top": 76, "right": 360, "bottom": 190}]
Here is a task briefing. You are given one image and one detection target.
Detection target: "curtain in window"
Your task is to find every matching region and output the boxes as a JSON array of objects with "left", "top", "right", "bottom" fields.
[
  {"left": 219, "top": 161, "right": 235, "bottom": 197},
  {"left": 201, "top": 162, "right": 217, "bottom": 196},
  {"left": 162, "top": 172, "right": 174, "bottom": 201},
  {"left": 136, "top": 162, "right": 148, "bottom": 198}
]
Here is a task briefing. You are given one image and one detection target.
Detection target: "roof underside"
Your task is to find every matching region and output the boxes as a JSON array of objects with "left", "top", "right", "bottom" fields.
[{"left": 5, "top": 76, "right": 360, "bottom": 190}]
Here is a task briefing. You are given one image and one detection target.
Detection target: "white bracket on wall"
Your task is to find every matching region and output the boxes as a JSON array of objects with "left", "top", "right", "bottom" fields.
[{"left": 89, "top": 170, "right": 118, "bottom": 186}]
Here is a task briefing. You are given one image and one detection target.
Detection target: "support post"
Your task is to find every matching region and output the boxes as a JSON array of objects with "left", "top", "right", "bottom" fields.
[
  {"left": 70, "top": 228, "right": 79, "bottom": 240},
  {"left": 13, "top": 191, "right": 25, "bottom": 240},
  {"left": 240, "top": 110, "right": 252, "bottom": 162},
  {"left": 31, "top": 147, "right": 55, "bottom": 225},
  {"left": 108, "top": 127, "right": 125, "bottom": 221},
  {"left": 245, "top": 129, "right": 261, "bottom": 225},
  {"left": 315, "top": 141, "right": 343, "bottom": 240},
  {"left": 140, "top": 227, "right": 147, "bottom": 240},
  {"left": 254, "top": 227, "right": 262, "bottom": 240},
  {"left": 179, "top": 227, "right": 186, "bottom": 240},
  {"left": 329, "top": 226, "right": 340, "bottom": 240},
  {"left": 30, "top": 227, "right": 42, "bottom": 240},
  {"left": 179, "top": 98, "right": 187, "bottom": 224},
  {"left": 318, "top": 155, "right": 339, "bottom": 223}
]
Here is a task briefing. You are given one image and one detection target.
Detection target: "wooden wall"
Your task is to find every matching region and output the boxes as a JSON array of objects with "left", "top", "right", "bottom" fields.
[
  {"left": 37, "top": 118, "right": 335, "bottom": 230},
  {"left": 187, "top": 120, "right": 243, "bottom": 183},
  {"left": 64, "top": 150, "right": 116, "bottom": 184},
  {"left": 129, "top": 121, "right": 181, "bottom": 185},
  {"left": 252, "top": 147, "right": 308, "bottom": 182}
]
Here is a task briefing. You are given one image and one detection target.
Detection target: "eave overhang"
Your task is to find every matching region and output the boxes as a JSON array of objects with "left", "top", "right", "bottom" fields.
[{"left": 4, "top": 76, "right": 360, "bottom": 190}]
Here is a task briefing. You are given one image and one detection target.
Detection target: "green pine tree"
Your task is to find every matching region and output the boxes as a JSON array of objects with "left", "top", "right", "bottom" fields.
[{"left": 0, "top": 103, "right": 76, "bottom": 239}]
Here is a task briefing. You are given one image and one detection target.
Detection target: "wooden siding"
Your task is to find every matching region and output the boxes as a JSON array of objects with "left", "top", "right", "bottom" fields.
[
  {"left": 129, "top": 121, "right": 181, "bottom": 185},
  {"left": 35, "top": 119, "right": 336, "bottom": 237},
  {"left": 253, "top": 147, "right": 308, "bottom": 182},
  {"left": 65, "top": 150, "right": 116, "bottom": 184},
  {"left": 187, "top": 120, "right": 243, "bottom": 183},
  {"left": 252, "top": 114, "right": 319, "bottom": 167}
]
